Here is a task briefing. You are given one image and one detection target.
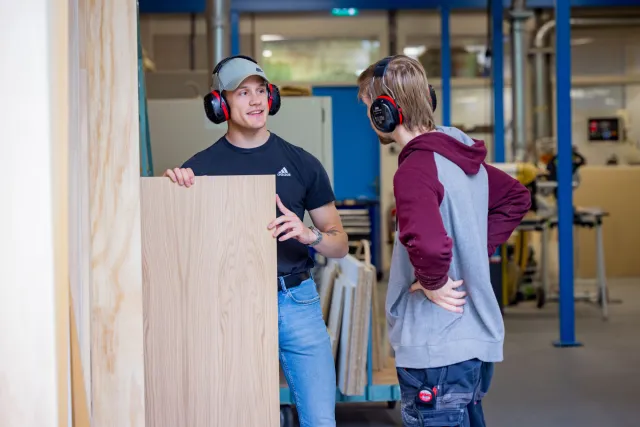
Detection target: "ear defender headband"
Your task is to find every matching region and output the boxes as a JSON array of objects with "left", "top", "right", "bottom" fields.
[
  {"left": 203, "top": 54, "right": 281, "bottom": 125},
  {"left": 369, "top": 56, "right": 437, "bottom": 133}
]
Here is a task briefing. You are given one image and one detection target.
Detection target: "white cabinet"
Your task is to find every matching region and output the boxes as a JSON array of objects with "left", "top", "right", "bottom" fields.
[{"left": 147, "top": 96, "right": 333, "bottom": 184}]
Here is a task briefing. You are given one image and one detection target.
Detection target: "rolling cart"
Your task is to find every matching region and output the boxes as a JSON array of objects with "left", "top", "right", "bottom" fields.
[
  {"left": 279, "top": 324, "right": 401, "bottom": 426},
  {"left": 279, "top": 242, "right": 400, "bottom": 427}
]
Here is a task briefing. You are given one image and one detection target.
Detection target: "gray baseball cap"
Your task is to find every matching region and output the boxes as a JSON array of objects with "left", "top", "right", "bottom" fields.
[{"left": 212, "top": 56, "right": 270, "bottom": 91}]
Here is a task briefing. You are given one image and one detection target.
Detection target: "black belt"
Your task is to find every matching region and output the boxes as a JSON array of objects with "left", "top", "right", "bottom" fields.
[{"left": 277, "top": 271, "right": 310, "bottom": 291}]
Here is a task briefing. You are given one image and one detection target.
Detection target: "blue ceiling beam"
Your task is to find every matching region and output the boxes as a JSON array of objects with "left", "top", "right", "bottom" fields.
[
  {"left": 139, "top": 0, "right": 640, "bottom": 14},
  {"left": 228, "top": 0, "right": 640, "bottom": 13},
  {"left": 139, "top": 0, "right": 206, "bottom": 14}
]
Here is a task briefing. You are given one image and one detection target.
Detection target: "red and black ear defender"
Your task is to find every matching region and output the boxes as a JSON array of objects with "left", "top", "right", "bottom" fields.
[
  {"left": 203, "top": 54, "right": 281, "bottom": 124},
  {"left": 370, "top": 57, "right": 402, "bottom": 133},
  {"left": 369, "top": 56, "right": 438, "bottom": 133}
]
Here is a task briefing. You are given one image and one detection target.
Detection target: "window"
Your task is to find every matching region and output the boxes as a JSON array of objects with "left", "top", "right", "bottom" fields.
[
  {"left": 402, "top": 35, "right": 511, "bottom": 79},
  {"left": 260, "top": 37, "right": 382, "bottom": 83}
]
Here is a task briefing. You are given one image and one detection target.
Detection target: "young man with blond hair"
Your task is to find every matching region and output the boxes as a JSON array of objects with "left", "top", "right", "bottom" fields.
[{"left": 358, "top": 55, "right": 530, "bottom": 426}]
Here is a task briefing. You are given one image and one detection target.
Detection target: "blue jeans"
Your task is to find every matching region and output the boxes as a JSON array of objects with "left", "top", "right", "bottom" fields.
[
  {"left": 396, "top": 359, "right": 494, "bottom": 427},
  {"left": 278, "top": 276, "right": 336, "bottom": 427}
]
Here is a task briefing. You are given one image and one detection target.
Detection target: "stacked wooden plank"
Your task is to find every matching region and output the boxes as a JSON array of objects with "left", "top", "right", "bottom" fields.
[
  {"left": 317, "top": 240, "right": 388, "bottom": 396},
  {"left": 370, "top": 278, "right": 386, "bottom": 372}
]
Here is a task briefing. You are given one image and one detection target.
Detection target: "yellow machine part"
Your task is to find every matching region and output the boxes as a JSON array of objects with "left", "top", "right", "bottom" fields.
[
  {"left": 515, "top": 163, "right": 541, "bottom": 186},
  {"left": 497, "top": 162, "right": 540, "bottom": 306}
]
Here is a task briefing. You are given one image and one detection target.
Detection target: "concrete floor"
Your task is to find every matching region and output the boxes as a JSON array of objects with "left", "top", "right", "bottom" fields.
[{"left": 332, "top": 278, "right": 640, "bottom": 427}]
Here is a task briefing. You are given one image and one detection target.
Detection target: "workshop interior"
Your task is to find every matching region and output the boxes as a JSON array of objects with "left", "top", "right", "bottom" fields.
[{"left": 3, "top": 0, "right": 640, "bottom": 426}]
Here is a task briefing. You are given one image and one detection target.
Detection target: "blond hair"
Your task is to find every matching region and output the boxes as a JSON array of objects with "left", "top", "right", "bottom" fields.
[{"left": 357, "top": 55, "right": 436, "bottom": 133}]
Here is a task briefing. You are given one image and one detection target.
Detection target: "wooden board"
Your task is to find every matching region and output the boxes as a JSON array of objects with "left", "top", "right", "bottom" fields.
[
  {"left": 140, "top": 176, "right": 279, "bottom": 427},
  {"left": 373, "top": 358, "right": 399, "bottom": 385},
  {"left": 319, "top": 260, "right": 339, "bottom": 322},
  {"left": 68, "top": 0, "right": 92, "bottom": 413},
  {"left": 85, "top": 0, "right": 146, "bottom": 424},
  {"left": 0, "top": 0, "right": 69, "bottom": 425},
  {"left": 328, "top": 277, "right": 346, "bottom": 359},
  {"left": 338, "top": 278, "right": 354, "bottom": 393},
  {"left": 335, "top": 255, "right": 374, "bottom": 396},
  {"left": 70, "top": 304, "right": 91, "bottom": 427},
  {"left": 351, "top": 265, "right": 374, "bottom": 394},
  {"left": 371, "top": 279, "right": 387, "bottom": 372},
  {"left": 52, "top": 0, "right": 71, "bottom": 425}
]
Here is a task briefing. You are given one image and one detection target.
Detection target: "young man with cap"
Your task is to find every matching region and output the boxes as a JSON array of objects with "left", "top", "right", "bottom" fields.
[
  {"left": 164, "top": 55, "right": 348, "bottom": 427},
  {"left": 357, "top": 55, "right": 531, "bottom": 426}
]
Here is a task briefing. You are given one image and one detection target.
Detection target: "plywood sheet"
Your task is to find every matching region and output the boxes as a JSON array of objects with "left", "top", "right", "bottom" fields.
[
  {"left": 319, "top": 260, "right": 339, "bottom": 322},
  {"left": 70, "top": 304, "right": 90, "bottom": 427},
  {"left": 85, "top": 0, "right": 146, "bottom": 423},
  {"left": 68, "top": 0, "right": 92, "bottom": 410},
  {"left": 140, "top": 176, "right": 279, "bottom": 427},
  {"left": 373, "top": 358, "right": 400, "bottom": 385},
  {"left": 338, "top": 279, "right": 354, "bottom": 393},
  {"left": 328, "top": 277, "right": 346, "bottom": 359},
  {"left": 0, "top": 1, "right": 69, "bottom": 425},
  {"left": 52, "top": 0, "right": 70, "bottom": 424}
]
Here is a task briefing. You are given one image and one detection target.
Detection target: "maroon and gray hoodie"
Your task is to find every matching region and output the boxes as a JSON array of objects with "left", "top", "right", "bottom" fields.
[{"left": 386, "top": 126, "right": 531, "bottom": 369}]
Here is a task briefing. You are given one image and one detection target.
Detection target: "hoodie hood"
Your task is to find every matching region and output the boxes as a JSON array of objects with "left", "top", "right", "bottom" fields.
[{"left": 398, "top": 125, "right": 487, "bottom": 175}]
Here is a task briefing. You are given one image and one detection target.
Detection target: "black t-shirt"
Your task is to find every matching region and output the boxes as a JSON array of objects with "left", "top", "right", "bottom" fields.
[{"left": 181, "top": 132, "right": 335, "bottom": 277}]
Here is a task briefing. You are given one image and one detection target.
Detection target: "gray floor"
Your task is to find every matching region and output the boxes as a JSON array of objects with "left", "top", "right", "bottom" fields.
[{"left": 333, "top": 278, "right": 640, "bottom": 427}]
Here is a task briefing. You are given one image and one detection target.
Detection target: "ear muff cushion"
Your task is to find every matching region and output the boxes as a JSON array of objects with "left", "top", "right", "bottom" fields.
[
  {"left": 370, "top": 96, "right": 401, "bottom": 133},
  {"left": 267, "top": 84, "right": 281, "bottom": 116},
  {"left": 203, "top": 90, "right": 229, "bottom": 124}
]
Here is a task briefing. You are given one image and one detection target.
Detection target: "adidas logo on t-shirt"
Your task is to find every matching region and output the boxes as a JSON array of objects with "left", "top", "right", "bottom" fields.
[{"left": 277, "top": 167, "right": 291, "bottom": 177}]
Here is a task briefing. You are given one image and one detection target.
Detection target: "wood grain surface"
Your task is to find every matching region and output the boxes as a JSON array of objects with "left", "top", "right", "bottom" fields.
[
  {"left": 70, "top": 304, "right": 91, "bottom": 427},
  {"left": 140, "top": 175, "right": 279, "bottom": 427},
  {"left": 68, "top": 0, "right": 92, "bottom": 413},
  {"left": 0, "top": 1, "right": 69, "bottom": 425},
  {"left": 52, "top": 0, "right": 70, "bottom": 424},
  {"left": 85, "top": 0, "right": 146, "bottom": 425}
]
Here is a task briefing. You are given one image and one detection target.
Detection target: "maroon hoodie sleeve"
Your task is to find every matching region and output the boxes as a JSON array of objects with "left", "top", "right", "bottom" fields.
[
  {"left": 394, "top": 152, "right": 452, "bottom": 290},
  {"left": 484, "top": 163, "right": 532, "bottom": 256}
]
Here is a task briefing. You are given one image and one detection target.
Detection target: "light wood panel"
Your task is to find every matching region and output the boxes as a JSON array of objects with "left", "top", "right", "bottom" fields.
[
  {"left": 70, "top": 304, "right": 91, "bottom": 427},
  {"left": 52, "top": 0, "right": 71, "bottom": 425},
  {"left": 0, "top": 1, "right": 69, "bottom": 425},
  {"left": 373, "top": 358, "right": 400, "bottom": 385},
  {"left": 320, "top": 260, "right": 339, "bottom": 322},
  {"left": 314, "top": 253, "right": 393, "bottom": 395},
  {"left": 328, "top": 277, "right": 346, "bottom": 359},
  {"left": 68, "top": 0, "right": 92, "bottom": 413},
  {"left": 85, "top": 0, "right": 146, "bottom": 424},
  {"left": 338, "top": 255, "right": 374, "bottom": 396},
  {"left": 140, "top": 176, "right": 279, "bottom": 427}
]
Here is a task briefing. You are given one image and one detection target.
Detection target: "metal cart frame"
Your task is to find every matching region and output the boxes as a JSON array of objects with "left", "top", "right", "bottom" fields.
[
  {"left": 279, "top": 241, "right": 400, "bottom": 426},
  {"left": 279, "top": 312, "right": 401, "bottom": 425}
]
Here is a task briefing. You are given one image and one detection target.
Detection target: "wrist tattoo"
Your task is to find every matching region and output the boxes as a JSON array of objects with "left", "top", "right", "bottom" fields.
[{"left": 325, "top": 229, "right": 340, "bottom": 236}]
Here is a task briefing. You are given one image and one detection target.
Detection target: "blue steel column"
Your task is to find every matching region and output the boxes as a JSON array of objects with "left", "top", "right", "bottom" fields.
[
  {"left": 491, "top": 0, "right": 505, "bottom": 162},
  {"left": 554, "top": 0, "right": 580, "bottom": 348},
  {"left": 231, "top": 10, "right": 240, "bottom": 55},
  {"left": 440, "top": 5, "right": 451, "bottom": 126}
]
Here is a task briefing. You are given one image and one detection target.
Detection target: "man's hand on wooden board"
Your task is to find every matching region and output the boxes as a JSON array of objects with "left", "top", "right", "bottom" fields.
[{"left": 163, "top": 167, "right": 195, "bottom": 187}]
